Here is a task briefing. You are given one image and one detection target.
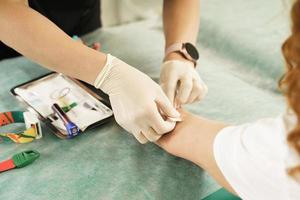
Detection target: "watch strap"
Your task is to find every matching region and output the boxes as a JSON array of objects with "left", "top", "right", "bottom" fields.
[
  {"left": 165, "top": 43, "right": 198, "bottom": 67},
  {"left": 165, "top": 43, "right": 183, "bottom": 57}
]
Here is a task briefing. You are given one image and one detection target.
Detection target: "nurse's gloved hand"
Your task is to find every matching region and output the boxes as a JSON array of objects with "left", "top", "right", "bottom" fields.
[
  {"left": 160, "top": 60, "right": 208, "bottom": 107},
  {"left": 94, "top": 54, "right": 181, "bottom": 144}
]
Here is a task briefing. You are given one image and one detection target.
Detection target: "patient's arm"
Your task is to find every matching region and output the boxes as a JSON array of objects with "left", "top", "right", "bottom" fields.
[{"left": 156, "top": 111, "right": 236, "bottom": 194}]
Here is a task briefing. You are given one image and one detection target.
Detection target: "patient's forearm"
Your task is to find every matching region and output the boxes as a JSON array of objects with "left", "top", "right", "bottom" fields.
[
  {"left": 157, "top": 111, "right": 235, "bottom": 194},
  {"left": 0, "top": 1, "right": 106, "bottom": 84}
]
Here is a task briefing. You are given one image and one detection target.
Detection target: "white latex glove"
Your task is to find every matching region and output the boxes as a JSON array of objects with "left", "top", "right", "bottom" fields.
[
  {"left": 160, "top": 60, "right": 208, "bottom": 106},
  {"left": 94, "top": 54, "right": 181, "bottom": 144}
]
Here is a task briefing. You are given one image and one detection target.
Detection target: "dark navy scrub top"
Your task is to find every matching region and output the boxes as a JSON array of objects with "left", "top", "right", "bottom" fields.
[{"left": 0, "top": 0, "right": 101, "bottom": 60}]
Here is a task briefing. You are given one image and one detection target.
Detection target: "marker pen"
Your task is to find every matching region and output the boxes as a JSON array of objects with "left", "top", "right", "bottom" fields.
[{"left": 51, "top": 103, "right": 80, "bottom": 138}]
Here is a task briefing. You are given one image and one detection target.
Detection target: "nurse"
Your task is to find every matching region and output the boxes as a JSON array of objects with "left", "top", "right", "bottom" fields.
[{"left": 0, "top": 0, "right": 207, "bottom": 143}]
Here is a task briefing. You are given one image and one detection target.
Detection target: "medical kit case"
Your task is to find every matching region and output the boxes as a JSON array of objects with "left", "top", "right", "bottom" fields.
[{"left": 10, "top": 72, "right": 114, "bottom": 139}]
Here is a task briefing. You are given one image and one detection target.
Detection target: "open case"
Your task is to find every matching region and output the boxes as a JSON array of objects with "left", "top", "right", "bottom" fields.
[{"left": 10, "top": 72, "right": 114, "bottom": 139}]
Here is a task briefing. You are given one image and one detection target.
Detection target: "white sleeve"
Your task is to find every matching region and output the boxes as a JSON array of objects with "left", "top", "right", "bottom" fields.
[{"left": 213, "top": 116, "right": 300, "bottom": 200}]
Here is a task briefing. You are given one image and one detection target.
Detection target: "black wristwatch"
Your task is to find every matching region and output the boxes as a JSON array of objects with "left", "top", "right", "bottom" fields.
[{"left": 165, "top": 42, "right": 199, "bottom": 66}]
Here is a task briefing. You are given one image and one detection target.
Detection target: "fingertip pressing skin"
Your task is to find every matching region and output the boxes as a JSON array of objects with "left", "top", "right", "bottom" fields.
[
  {"left": 142, "top": 128, "right": 162, "bottom": 142},
  {"left": 150, "top": 110, "right": 177, "bottom": 135},
  {"left": 135, "top": 131, "right": 149, "bottom": 144},
  {"left": 155, "top": 97, "right": 181, "bottom": 119}
]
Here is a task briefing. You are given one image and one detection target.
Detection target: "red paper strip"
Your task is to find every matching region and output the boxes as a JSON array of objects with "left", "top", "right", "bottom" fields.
[{"left": 0, "top": 159, "right": 15, "bottom": 172}]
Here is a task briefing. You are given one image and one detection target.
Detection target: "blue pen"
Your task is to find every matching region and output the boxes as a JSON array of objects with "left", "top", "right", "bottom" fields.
[{"left": 51, "top": 103, "right": 80, "bottom": 138}]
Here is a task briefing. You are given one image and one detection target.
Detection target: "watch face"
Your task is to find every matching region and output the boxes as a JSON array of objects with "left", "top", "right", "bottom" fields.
[{"left": 185, "top": 43, "right": 199, "bottom": 60}]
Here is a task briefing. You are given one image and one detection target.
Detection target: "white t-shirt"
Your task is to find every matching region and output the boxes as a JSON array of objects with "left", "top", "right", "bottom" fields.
[{"left": 214, "top": 111, "right": 300, "bottom": 200}]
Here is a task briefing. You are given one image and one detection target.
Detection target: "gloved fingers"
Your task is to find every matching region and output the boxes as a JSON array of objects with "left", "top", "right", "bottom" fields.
[
  {"left": 133, "top": 131, "right": 149, "bottom": 144},
  {"left": 196, "top": 78, "right": 208, "bottom": 101},
  {"left": 141, "top": 127, "right": 162, "bottom": 142},
  {"left": 155, "top": 95, "right": 181, "bottom": 119},
  {"left": 175, "top": 77, "right": 193, "bottom": 105},
  {"left": 187, "top": 79, "right": 206, "bottom": 104},
  {"left": 149, "top": 107, "right": 177, "bottom": 134},
  {"left": 161, "top": 74, "right": 178, "bottom": 105}
]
